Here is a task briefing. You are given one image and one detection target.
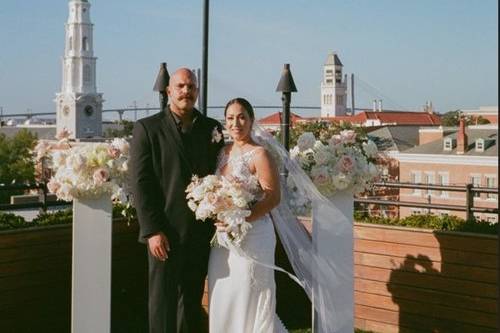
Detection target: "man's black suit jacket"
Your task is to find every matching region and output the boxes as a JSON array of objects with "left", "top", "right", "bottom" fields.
[{"left": 129, "top": 107, "right": 224, "bottom": 246}]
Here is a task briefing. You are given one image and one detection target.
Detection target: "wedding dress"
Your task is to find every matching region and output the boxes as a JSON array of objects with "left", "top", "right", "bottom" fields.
[{"left": 208, "top": 147, "right": 288, "bottom": 333}]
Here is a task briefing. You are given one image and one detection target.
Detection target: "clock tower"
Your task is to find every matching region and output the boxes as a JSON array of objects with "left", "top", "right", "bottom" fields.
[
  {"left": 320, "top": 52, "right": 347, "bottom": 118},
  {"left": 55, "top": 0, "right": 103, "bottom": 139}
]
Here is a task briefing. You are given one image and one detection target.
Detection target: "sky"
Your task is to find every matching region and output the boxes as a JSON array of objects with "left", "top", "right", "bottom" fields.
[{"left": 0, "top": 0, "right": 498, "bottom": 120}]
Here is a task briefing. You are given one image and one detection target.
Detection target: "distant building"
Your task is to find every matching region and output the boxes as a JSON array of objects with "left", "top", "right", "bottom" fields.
[
  {"left": 366, "top": 125, "right": 422, "bottom": 217},
  {"left": 55, "top": 0, "right": 103, "bottom": 139},
  {"left": 460, "top": 106, "right": 498, "bottom": 124},
  {"left": 323, "top": 110, "right": 442, "bottom": 127},
  {"left": 320, "top": 52, "right": 348, "bottom": 118},
  {"left": 397, "top": 121, "right": 498, "bottom": 222},
  {"left": 257, "top": 112, "right": 306, "bottom": 132}
]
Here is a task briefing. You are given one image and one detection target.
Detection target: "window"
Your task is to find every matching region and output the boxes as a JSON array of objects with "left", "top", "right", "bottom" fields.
[
  {"left": 325, "top": 79, "right": 333, "bottom": 84},
  {"left": 69, "top": 36, "right": 73, "bottom": 50},
  {"left": 444, "top": 138, "right": 453, "bottom": 151},
  {"left": 335, "top": 70, "right": 342, "bottom": 83},
  {"left": 82, "top": 37, "right": 88, "bottom": 51},
  {"left": 325, "top": 69, "right": 333, "bottom": 75},
  {"left": 437, "top": 172, "right": 449, "bottom": 197},
  {"left": 485, "top": 175, "right": 497, "bottom": 200},
  {"left": 410, "top": 171, "right": 422, "bottom": 195},
  {"left": 475, "top": 139, "right": 484, "bottom": 152},
  {"left": 469, "top": 174, "right": 481, "bottom": 198},
  {"left": 83, "top": 65, "right": 91, "bottom": 83},
  {"left": 424, "top": 172, "right": 435, "bottom": 196}
]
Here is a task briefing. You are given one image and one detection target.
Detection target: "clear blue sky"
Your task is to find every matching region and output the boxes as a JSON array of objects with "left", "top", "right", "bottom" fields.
[{"left": 0, "top": 0, "right": 498, "bottom": 120}]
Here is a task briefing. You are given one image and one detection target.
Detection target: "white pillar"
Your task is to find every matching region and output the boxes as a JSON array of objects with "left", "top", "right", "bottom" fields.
[
  {"left": 72, "top": 195, "right": 112, "bottom": 333},
  {"left": 312, "top": 191, "right": 354, "bottom": 333}
]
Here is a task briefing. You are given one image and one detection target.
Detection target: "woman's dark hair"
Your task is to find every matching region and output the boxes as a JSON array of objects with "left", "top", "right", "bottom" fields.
[{"left": 224, "top": 97, "right": 255, "bottom": 121}]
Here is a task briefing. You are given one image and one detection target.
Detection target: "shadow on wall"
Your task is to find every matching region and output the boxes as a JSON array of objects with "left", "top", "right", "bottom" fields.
[{"left": 388, "top": 233, "right": 498, "bottom": 333}]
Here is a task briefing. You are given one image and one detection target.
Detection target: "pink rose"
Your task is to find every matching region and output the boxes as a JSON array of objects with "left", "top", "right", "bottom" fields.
[
  {"left": 340, "top": 130, "right": 357, "bottom": 144},
  {"left": 47, "top": 179, "right": 61, "bottom": 193},
  {"left": 328, "top": 135, "right": 342, "bottom": 147},
  {"left": 107, "top": 146, "right": 121, "bottom": 159},
  {"left": 93, "top": 168, "right": 110, "bottom": 185},
  {"left": 338, "top": 155, "right": 355, "bottom": 173}
]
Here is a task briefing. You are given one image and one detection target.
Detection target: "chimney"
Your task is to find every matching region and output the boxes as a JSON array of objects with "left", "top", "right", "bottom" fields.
[
  {"left": 378, "top": 99, "right": 383, "bottom": 112},
  {"left": 372, "top": 100, "right": 377, "bottom": 112},
  {"left": 457, "top": 118, "right": 468, "bottom": 154}
]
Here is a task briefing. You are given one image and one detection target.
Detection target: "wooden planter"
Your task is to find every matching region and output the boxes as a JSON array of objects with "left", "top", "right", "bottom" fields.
[
  {"left": 353, "top": 222, "right": 498, "bottom": 333},
  {"left": 0, "top": 221, "right": 148, "bottom": 333}
]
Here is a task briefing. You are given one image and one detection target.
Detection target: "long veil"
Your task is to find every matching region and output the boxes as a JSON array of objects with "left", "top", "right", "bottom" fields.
[{"left": 252, "top": 124, "right": 354, "bottom": 333}]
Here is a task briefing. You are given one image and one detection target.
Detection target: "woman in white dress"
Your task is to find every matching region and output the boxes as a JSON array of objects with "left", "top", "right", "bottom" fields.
[{"left": 208, "top": 98, "right": 288, "bottom": 333}]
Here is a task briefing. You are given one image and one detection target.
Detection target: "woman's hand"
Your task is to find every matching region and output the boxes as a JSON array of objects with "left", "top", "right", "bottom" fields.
[{"left": 214, "top": 220, "right": 229, "bottom": 232}]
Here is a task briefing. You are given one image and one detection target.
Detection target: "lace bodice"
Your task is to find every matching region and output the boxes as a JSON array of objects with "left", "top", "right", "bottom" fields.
[{"left": 216, "top": 145, "right": 264, "bottom": 201}]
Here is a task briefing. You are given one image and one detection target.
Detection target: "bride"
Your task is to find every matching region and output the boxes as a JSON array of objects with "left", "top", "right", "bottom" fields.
[
  {"left": 208, "top": 98, "right": 287, "bottom": 332},
  {"left": 208, "top": 98, "right": 353, "bottom": 333}
]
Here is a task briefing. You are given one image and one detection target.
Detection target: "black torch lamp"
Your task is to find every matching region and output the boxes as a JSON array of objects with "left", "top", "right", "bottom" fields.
[
  {"left": 153, "top": 62, "right": 170, "bottom": 112},
  {"left": 276, "top": 63, "right": 297, "bottom": 152}
]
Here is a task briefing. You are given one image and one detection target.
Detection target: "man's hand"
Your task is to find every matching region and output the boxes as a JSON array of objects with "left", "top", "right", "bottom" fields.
[{"left": 147, "top": 232, "right": 170, "bottom": 261}]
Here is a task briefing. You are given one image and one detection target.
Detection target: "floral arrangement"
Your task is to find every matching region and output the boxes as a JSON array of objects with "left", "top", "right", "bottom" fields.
[
  {"left": 290, "top": 129, "right": 380, "bottom": 196},
  {"left": 186, "top": 174, "right": 257, "bottom": 246},
  {"left": 33, "top": 129, "right": 130, "bottom": 204}
]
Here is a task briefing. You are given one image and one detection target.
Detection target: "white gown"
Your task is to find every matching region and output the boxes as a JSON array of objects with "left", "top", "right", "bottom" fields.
[{"left": 208, "top": 148, "right": 287, "bottom": 333}]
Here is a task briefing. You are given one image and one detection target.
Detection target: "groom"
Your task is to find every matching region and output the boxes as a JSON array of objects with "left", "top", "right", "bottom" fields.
[{"left": 130, "top": 68, "right": 224, "bottom": 333}]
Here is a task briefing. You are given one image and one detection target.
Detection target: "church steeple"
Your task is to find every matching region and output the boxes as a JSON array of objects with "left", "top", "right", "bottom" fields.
[
  {"left": 55, "top": 0, "right": 103, "bottom": 139},
  {"left": 320, "top": 52, "right": 347, "bottom": 118}
]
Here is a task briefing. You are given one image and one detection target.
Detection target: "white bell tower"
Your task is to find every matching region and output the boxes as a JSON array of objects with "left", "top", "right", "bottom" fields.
[
  {"left": 320, "top": 52, "right": 347, "bottom": 118},
  {"left": 55, "top": 0, "right": 103, "bottom": 139}
]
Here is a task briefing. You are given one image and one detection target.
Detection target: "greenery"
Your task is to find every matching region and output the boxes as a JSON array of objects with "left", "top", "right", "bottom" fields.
[
  {"left": 354, "top": 211, "right": 498, "bottom": 235},
  {"left": 0, "top": 129, "right": 37, "bottom": 203},
  {"left": 441, "top": 110, "right": 490, "bottom": 126},
  {"left": 0, "top": 204, "right": 136, "bottom": 231},
  {"left": 104, "top": 120, "right": 134, "bottom": 138},
  {"left": 276, "top": 120, "right": 368, "bottom": 148}
]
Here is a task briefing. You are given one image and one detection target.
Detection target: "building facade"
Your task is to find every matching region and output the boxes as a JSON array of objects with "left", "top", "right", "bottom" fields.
[{"left": 398, "top": 123, "right": 498, "bottom": 222}]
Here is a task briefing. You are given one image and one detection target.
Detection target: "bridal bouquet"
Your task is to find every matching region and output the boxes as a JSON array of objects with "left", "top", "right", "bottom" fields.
[
  {"left": 290, "top": 129, "right": 380, "bottom": 196},
  {"left": 33, "top": 129, "right": 130, "bottom": 203},
  {"left": 186, "top": 174, "right": 255, "bottom": 246}
]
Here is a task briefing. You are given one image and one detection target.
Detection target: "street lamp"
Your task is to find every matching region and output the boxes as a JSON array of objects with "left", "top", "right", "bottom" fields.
[
  {"left": 276, "top": 63, "right": 297, "bottom": 152},
  {"left": 153, "top": 62, "right": 170, "bottom": 112}
]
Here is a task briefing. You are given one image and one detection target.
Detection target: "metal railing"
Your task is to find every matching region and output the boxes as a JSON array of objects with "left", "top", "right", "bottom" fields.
[
  {"left": 355, "top": 181, "right": 498, "bottom": 220},
  {"left": 1, "top": 181, "right": 497, "bottom": 220}
]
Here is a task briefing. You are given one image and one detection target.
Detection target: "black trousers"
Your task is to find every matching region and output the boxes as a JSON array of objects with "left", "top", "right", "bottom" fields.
[{"left": 147, "top": 241, "right": 210, "bottom": 333}]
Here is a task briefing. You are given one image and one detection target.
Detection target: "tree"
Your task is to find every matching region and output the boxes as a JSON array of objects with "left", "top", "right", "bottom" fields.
[
  {"left": 104, "top": 120, "right": 134, "bottom": 138},
  {"left": 441, "top": 110, "right": 491, "bottom": 126},
  {"left": 0, "top": 129, "right": 37, "bottom": 203}
]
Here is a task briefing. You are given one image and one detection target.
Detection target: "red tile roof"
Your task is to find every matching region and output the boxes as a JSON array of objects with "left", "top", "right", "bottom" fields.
[
  {"left": 257, "top": 112, "right": 305, "bottom": 125},
  {"left": 317, "top": 111, "right": 442, "bottom": 126}
]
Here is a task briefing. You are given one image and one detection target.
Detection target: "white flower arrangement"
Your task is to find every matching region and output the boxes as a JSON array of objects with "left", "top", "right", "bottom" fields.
[
  {"left": 33, "top": 130, "right": 130, "bottom": 203},
  {"left": 186, "top": 174, "right": 255, "bottom": 246},
  {"left": 291, "top": 129, "right": 381, "bottom": 196}
]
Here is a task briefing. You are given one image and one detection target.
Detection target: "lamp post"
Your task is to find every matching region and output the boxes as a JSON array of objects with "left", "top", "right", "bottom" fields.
[
  {"left": 153, "top": 62, "right": 170, "bottom": 112},
  {"left": 201, "top": 0, "right": 210, "bottom": 116},
  {"left": 275, "top": 63, "right": 297, "bottom": 152}
]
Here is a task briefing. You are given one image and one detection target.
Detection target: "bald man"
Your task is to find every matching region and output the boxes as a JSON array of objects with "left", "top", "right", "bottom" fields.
[{"left": 130, "top": 68, "right": 224, "bottom": 333}]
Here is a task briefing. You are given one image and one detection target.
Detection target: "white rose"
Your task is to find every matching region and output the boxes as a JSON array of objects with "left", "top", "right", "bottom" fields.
[
  {"left": 332, "top": 173, "right": 351, "bottom": 190},
  {"left": 314, "top": 149, "right": 330, "bottom": 166},
  {"left": 187, "top": 200, "right": 198, "bottom": 212},
  {"left": 297, "top": 132, "right": 316, "bottom": 151},
  {"left": 363, "top": 140, "right": 378, "bottom": 158},
  {"left": 111, "top": 138, "right": 130, "bottom": 155}
]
